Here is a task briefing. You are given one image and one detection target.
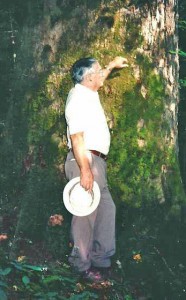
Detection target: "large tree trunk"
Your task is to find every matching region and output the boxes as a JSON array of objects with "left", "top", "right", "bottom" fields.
[{"left": 0, "top": 0, "right": 185, "bottom": 260}]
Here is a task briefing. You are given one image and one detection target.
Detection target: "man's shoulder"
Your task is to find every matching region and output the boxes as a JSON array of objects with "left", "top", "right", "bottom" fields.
[
  {"left": 67, "top": 86, "right": 76, "bottom": 97},
  {"left": 65, "top": 87, "right": 85, "bottom": 114},
  {"left": 67, "top": 85, "right": 87, "bottom": 104}
]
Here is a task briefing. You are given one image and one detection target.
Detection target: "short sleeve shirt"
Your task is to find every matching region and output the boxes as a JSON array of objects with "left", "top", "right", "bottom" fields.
[{"left": 65, "top": 83, "right": 110, "bottom": 155}]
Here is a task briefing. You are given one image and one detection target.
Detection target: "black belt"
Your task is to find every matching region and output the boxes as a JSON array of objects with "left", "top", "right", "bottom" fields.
[{"left": 89, "top": 150, "right": 107, "bottom": 160}]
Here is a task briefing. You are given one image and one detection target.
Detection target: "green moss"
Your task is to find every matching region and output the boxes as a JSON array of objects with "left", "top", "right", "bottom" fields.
[
  {"left": 106, "top": 49, "right": 178, "bottom": 207},
  {"left": 1, "top": 0, "right": 185, "bottom": 260},
  {"left": 1, "top": 2, "right": 186, "bottom": 297},
  {"left": 124, "top": 17, "right": 144, "bottom": 52}
]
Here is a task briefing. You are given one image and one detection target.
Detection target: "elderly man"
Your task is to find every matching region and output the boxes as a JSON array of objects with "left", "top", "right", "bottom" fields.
[{"left": 65, "top": 56, "right": 128, "bottom": 281}]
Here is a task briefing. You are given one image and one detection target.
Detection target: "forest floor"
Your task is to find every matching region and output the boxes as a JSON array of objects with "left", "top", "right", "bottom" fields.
[
  {"left": 1, "top": 230, "right": 186, "bottom": 300},
  {"left": 0, "top": 239, "right": 143, "bottom": 300},
  {"left": 1, "top": 207, "right": 186, "bottom": 300}
]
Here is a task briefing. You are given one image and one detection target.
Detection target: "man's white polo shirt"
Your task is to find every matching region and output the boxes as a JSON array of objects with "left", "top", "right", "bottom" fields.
[{"left": 65, "top": 83, "right": 110, "bottom": 155}]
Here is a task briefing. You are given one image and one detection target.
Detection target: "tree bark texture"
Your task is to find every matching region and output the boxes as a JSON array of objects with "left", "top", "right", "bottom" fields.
[{"left": 0, "top": 0, "right": 185, "bottom": 258}]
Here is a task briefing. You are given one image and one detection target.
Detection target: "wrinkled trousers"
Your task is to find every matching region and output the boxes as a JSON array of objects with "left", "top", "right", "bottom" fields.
[{"left": 64, "top": 151, "right": 116, "bottom": 272}]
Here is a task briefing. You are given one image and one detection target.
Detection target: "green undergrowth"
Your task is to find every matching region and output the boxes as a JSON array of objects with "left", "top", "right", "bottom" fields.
[
  {"left": 116, "top": 200, "right": 186, "bottom": 299},
  {"left": 1, "top": 203, "right": 186, "bottom": 300},
  {"left": 0, "top": 251, "right": 134, "bottom": 300}
]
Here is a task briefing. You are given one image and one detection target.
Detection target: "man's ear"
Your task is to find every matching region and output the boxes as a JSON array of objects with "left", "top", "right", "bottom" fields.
[
  {"left": 82, "top": 73, "right": 93, "bottom": 86},
  {"left": 88, "top": 73, "right": 93, "bottom": 82}
]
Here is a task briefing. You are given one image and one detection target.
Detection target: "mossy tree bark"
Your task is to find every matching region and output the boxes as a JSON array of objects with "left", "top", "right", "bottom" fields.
[{"left": 0, "top": 0, "right": 185, "bottom": 259}]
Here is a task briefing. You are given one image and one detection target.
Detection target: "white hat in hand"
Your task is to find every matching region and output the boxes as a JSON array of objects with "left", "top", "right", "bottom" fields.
[{"left": 63, "top": 177, "right": 100, "bottom": 216}]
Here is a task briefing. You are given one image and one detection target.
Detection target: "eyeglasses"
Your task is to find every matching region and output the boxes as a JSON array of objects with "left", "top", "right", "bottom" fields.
[{"left": 90, "top": 69, "right": 104, "bottom": 76}]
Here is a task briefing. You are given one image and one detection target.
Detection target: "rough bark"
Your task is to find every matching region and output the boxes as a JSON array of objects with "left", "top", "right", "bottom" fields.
[{"left": 0, "top": 0, "right": 185, "bottom": 259}]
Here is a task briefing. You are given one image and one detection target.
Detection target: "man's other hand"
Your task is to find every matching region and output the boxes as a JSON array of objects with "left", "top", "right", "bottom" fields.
[{"left": 112, "top": 56, "right": 128, "bottom": 69}]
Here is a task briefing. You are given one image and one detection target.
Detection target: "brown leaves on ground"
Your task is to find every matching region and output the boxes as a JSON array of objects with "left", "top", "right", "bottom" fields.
[
  {"left": 133, "top": 253, "right": 142, "bottom": 262},
  {"left": 17, "top": 256, "right": 26, "bottom": 262},
  {"left": 48, "top": 214, "right": 64, "bottom": 226},
  {"left": 87, "top": 280, "right": 113, "bottom": 290},
  {"left": 0, "top": 234, "right": 8, "bottom": 241}
]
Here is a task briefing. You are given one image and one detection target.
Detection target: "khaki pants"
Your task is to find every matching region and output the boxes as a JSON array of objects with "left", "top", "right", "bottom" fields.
[{"left": 65, "top": 151, "right": 116, "bottom": 272}]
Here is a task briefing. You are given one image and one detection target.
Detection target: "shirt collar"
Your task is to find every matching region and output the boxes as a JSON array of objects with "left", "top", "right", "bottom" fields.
[{"left": 75, "top": 83, "right": 98, "bottom": 95}]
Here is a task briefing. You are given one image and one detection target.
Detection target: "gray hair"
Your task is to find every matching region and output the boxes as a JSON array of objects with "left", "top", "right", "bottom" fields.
[{"left": 71, "top": 57, "right": 97, "bottom": 84}]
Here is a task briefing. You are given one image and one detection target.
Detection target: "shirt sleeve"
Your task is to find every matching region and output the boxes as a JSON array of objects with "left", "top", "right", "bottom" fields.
[{"left": 65, "top": 97, "right": 86, "bottom": 135}]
